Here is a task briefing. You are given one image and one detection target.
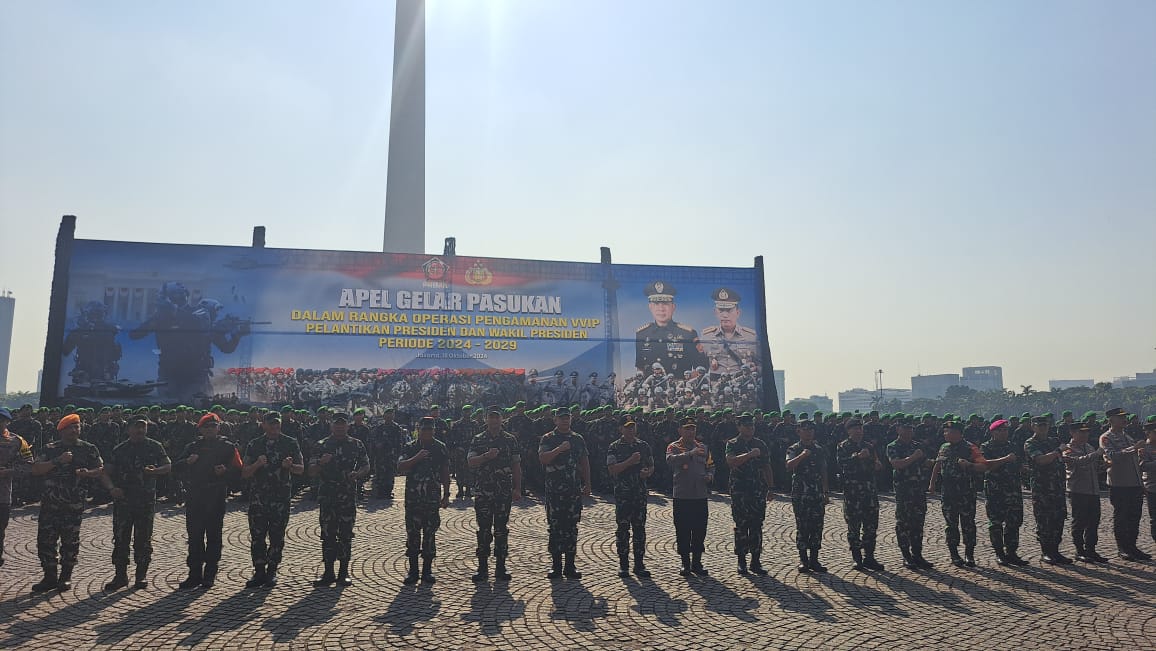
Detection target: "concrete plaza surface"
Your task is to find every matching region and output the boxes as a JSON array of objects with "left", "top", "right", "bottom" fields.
[{"left": 1, "top": 492, "right": 1154, "bottom": 650}]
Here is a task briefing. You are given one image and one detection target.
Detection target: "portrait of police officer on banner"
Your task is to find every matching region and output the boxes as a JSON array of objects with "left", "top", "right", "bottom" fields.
[
  {"left": 634, "top": 281, "right": 707, "bottom": 377},
  {"left": 699, "top": 288, "right": 759, "bottom": 377}
]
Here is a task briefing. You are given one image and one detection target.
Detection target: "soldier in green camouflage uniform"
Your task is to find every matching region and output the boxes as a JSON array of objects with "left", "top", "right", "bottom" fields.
[
  {"left": 242, "top": 412, "right": 304, "bottom": 588},
  {"left": 398, "top": 416, "right": 450, "bottom": 584},
  {"left": 930, "top": 421, "right": 988, "bottom": 567},
  {"left": 837, "top": 419, "right": 884, "bottom": 571},
  {"left": 466, "top": 406, "right": 522, "bottom": 582},
  {"left": 980, "top": 419, "right": 1028, "bottom": 566},
  {"left": 887, "top": 421, "right": 934, "bottom": 569},
  {"left": 370, "top": 407, "right": 406, "bottom": 499},
  {"left": 309, "top": 412, "right": 370, "bottom": 587},
  {"left": 725, "top": 412, "right": 773, "bottom": 575},
  {"left": 1025, "top": 416, "right": 1073, "bottom": 564},
  {"left": 607, "top": 413, "right": 654, "bottom": 578},
  {"left": 30, "top": 414, "right": 104, "bottom": 592},
  {"left": 100, "top": 415, "right": 170, "bottom": 590},
  {"left": 538, "top": 407, "right": 591, "bottom": 579},
  {"left": 786, "top": 419, "right": 828, "bottom": 573}
]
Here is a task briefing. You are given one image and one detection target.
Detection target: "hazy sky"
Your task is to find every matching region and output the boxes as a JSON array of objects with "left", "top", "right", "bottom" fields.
[{"left": 1, "top": 1, "right": 1154, "bottom": 399}]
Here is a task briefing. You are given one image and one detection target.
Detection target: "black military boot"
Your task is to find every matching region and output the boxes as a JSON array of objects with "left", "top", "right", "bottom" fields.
[
  {"left": 547, "top": 554, "right": 564, "bottom": 580},
  {"left": 201, "top": 563, "right": 218, "bottom": 589},
  {"left": 949, "top": 547, "right": 965, "bottom": 567},
  {"left": 105, "top": 565, "right": 130, "bottom": 591},
  {"left": 245, "top": 565, "right": 268, "bottom": 588},
  {"left": 315, "top": 561, "right": 337, "bottom": 587},
  {"left": 797, "top": 550, "right": 811, "bottom": 573},
  {"left": 264, "top": 564, "right": 279, "bottom": 587},
  {"left": 473, "top": 558, "right": 490, "bottom": 582},
  {"left": 807, "top": 549, "right": 826, "bottom": 573},
  {"left": 680, "top": 553, "right": 694, "bottom": 577},
  {"left": 690, "top": 551, "right": 708, "bottom": 576},
  {"left": 337, "top": 559, "right": 353, "bottom": 586},
  {"left": 963, "top": 546, "right": 976, "bottom": 568},
  {"left": 851, "top": 548, "right": 865, "bottom": 571},
  {"left": 736, "top": 553, "right": 749, "bottom": 575},
  {"left": 618, "top": 556, "right": 631, "bottom": 578},
  {"left": 562, "top": 553, "right": 582, "bottom": 579},
  {"left": 633, "top": 553, "right": 651, "bottom": 579},
  {"left": 911, "top": 539, "right": 934, "bottom": 569},
  {"left": 1041, "top": 544, "right": 1059, "bottom": 565},
  {"left": 862, "top": 546, "right": 884, "bottom": 571},
  {"left": 749, "top": 552, "right": 768, "bottom": 575},
  {"left": 58, "top": 565, "right": 74, "bottom": 591},
  {"left": 32, "top": 566, "right": 59, "bottom": 592},
  {"left": 134, "top": 564, "right": 150, "bottom": 589},
  {"left": 494, "top": 556, "right": 512, "bottom": 581},
  {"left": 1050, "top": 545, "right": 1074, "bottom": 565},
  {"left": 178, "top": 565, "right": 203, "bottom": 590},
  {"left": 1086, "top": 548, "right": 1109, "bottom": 563},
  {"left": 402, "top": 556, "right": 420, "bottom": 585},
  {"left": 420, "top": 557, "right": 436, "bottom": 583},
  {"left": 900, "top": 544, "right": 918, "bottom": 570}
]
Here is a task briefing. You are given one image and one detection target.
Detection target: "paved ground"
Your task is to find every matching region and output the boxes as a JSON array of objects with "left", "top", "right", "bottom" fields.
[{"left": 1, "top": 491, "right": 1154, "bottom": 650}]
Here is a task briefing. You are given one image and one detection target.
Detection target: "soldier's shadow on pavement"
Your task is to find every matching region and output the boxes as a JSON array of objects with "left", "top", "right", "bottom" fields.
[
  {"left": 460, "top": 581, "right": 526, "bottom": 636},
  {"left": 929, "top": 572, "right": 1041, "bottom": 614},
  {"left": 876, "top": 571, "right": 976, "bottom": 616},
  {"left": 262, "top": 584, "right": 342, "bottom": 643},
  {"left": 377, "top": 584, "right": 441, "bottom": 636},
  {"left": 742, "top": 573, "right": 837, "bottom": 622},
  {"left": 683, "top": 574, "right": 759, "bottom": 623},
  {"left": 177, "top": 586, "right": 272, "bottom": 646},
  {"left": 1, "top": 589, "right": 134, "bottom": 645},
  {"left": 549, "top": 578, "right": 608, "bottom": 632},
  {"left": 622, "top": 577, "right": 688, "bottom": 627},
  {"left": 810, "top": 572, "right": 909, "bottom": 618},
  {"left": 1069, "top": 563, "right": 1156, "bottom": 597},
  {"left": 93, "top": 588, "right": 204, "bottom": 645},
  {"left": 977, "top": 566, "right": 1101, "bottom": 608}
]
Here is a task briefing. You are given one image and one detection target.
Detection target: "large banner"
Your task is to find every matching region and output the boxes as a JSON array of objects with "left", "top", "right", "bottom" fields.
[{"left": 49, "top": 239, "right": 776, "bottom": 414}]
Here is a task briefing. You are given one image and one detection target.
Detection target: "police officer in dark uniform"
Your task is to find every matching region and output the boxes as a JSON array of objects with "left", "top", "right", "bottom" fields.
[
  {"left": 241, "top": 412, "right": 304, "bottom": 588},
  {"left": 309, "top": 412, "right": 371, "bottom": 587},
  {"left": 466, "top": 407, "right": 521, "bottom": 582},
  {"left": 607, "top": 413, "right": 654, "bottom": 578},
  {"left": 398, "top": 417, "right": 450, "bottom": 584},
  {"left": 30, "top": 414, "right": 104, "bottom": 592},
  {"left": 174, "top": 413, "right": 241, "bottom": 589},
  {"left": 726, "top": 412, "right": 773, "bottom": 574},
  {"left": 635, "top": 281, "right": 708, "bottom": 377},
  {"left": 100, "top": 414, "right": 170, "bottom": 590}
]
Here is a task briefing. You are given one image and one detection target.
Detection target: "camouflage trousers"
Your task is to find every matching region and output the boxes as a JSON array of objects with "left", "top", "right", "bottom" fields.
[
  {"left": 730, "top": 492, "right": 766, "bottom": 557},
  {"left": 894, "top": 482, "right": 928, "bottom": 551},
  {"left": 405, "top": 501, "right": 441, "bottom": 559},
  {"left": 791, "top": 493, "right": 825, "bottom": 552},
  {"left": 450, "top": 448, "right": 472, "bottom": 493},
  {"left": 185, "top": 494, "right": 227, "bottom": 569},
  {"left": 842, "top": 483, "right": 879, "bottom": 553},
  {"left": 0, "top": 504, "right": 9, "bottom": 561},
  {"left": 941, "top": 490, "right": 978, "bottom": 549},
  {"left": 248, "top": 500, "right": 291, "bottom": 567},
  {"left": 37, "top": 504, "right": 83, "bottom": 569},
  {"left": 473, "top": 495, "right": 512, "bottom": 559},
  {"left": 319, "top": 498, "right": 357, "bottom": 562},
  {"left": 112, "top": 501, "right": 155, "bottom": 567},
  {"left": 614, "top": 494, "right": 648, "bottom": 558},
  {"left": 545, "top": 493, "right": 583, "bottom": 556},
  {"left": 1032, "top": 489, "right": 1067, "bottom": 547},
  {"left": 984, "top": 487, "right": 1023, "bottom": 553},
  {"left": 373, "top": 452, "right": 397, "bottom": 497}
]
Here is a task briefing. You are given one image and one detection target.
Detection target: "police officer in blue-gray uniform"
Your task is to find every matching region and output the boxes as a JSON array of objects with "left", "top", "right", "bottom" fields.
[{"left": 635, "top": 282, "right": 709, "bottom": 377}]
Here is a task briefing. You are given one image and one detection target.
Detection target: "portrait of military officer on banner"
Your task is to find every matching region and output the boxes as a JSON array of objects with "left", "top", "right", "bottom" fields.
[
  {"left": 699, "top": 287, "right": 759, "bottom": 378},
  {"left": 634, "top": 281, "right": 707, "bottom": 377}
]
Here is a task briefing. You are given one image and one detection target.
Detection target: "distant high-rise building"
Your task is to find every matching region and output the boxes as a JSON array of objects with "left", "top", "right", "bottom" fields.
[
  {"left": 0, "top": 293, "right": 14, "bottom": 395},
  {"left": 806, "top": 395, "right": 834, "bottom": 413},
  {"left": 961, "top": 366, "right": 1004, "bottom": 392},
  {"left": 839, "top": 388, "right": 913, "bottom": 413},
  {"left": 1117, "top": 370, "right": 1156, "bottom": 389},
  {"left": 911, "top": 373, "right": 961, "bottom": 400},
  {"left": 1048, "top": 379, "right": 1094, "bottom": 391},
  {"left": 772, "top": 370, "right": 785, "bottom": 408}
]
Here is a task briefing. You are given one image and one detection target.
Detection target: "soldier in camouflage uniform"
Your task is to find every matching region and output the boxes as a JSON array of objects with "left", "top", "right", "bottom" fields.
[
  {"left": 466, "top": 406, "right": 522, "bottom": 582},
  {"left": 929, "top": 421, "right": 988, "bottom": 567},
  {"left": 100, "top": 415, "right": 170, "bottom": 590},
  {"left": 241, "top": 412, "right": 304, "bottom": 588},
  {"left": 30, "top": 414, "right": 104, "bottom": 592},
  {"left": 370, "top": 407, "right": 407, "bottom": 499},
  {"left": 87, "top": 408, "right": 122, "bottom": 504},
  {"left": 398, "top": 416, "right": 450, "bottom": 584},
  {"left": 725, "top": 412, "right": 773, "bottom": 575},
  {"left": 0, "top": 407, "right": 34, "bottom": 568},
  {"left": 837, "top": 419, "right": 884, "bottom": 571},
  {"left": 786, "top": 419, "right": 828, "bottom": 573},
  {"left": 887, "top": 421, "right": 934, "bottom": 569},
  {"left": 1025, "top": 416, "right": 1073, "bottom": 564},
  {"left": 607, "top": 413, "right": 654, "bottom": 578},
  {"left": 538, "top": 406, "right": 591, "bottom": 579},
  {"left": 309, "top": 412, "right": 370, "bottom": 587},
  {"left": 980, "top": 419, "right": 1028, "bottom": 566},
  {"left": 174, "top": 413, "right": 242, "bottom": 589}
]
